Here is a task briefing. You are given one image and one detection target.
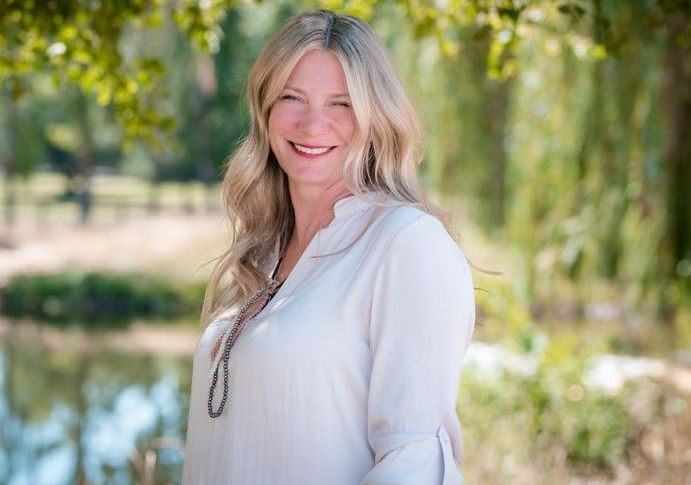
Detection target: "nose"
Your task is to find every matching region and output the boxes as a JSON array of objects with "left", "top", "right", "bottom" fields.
[{"left": 297, "top": 105, "right": 329, "bottom": 136}]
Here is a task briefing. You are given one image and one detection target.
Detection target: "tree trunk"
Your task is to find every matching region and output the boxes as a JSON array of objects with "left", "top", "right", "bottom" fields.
[
  {"left": 73, "top": 90, "right": 94, "bottom": 225},
  {"left": 2, "top": 95, "right": 18, "bottom": 240},
  {"left": 2, "top": 159, "right": 17, "bottom": 229},
  {"left": 660, "top": 9, "right": 691, "bottom": 319},
  {"left": 195, "top": 53, "right": 217, "bottom": 213},
  {"left": 484, "top": 80, "right": 510, "bottom": 229}
]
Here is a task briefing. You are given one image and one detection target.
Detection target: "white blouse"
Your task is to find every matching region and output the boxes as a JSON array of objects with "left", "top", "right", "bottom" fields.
[{"left": 182, "top": 194, "right": 475, "bottom": 484}]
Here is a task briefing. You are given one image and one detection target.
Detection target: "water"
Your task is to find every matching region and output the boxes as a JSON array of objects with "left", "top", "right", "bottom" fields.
[{"left": 0, "top": 321, "right": 193, "bottom": 485}]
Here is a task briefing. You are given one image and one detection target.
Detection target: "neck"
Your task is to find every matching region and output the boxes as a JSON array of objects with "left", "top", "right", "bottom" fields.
[{"left": 288, "top": 181, "right": 351, "bottom": 246}]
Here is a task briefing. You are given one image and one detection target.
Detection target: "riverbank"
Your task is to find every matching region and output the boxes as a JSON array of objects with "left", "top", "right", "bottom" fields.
[{"left": 0, "top": 317, "right": 199, "bottom": 357}]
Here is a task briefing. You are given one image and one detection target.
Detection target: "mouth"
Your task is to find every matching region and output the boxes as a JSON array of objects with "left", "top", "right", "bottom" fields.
[{"left": 289, "top": 141, "right": 336, "bottom": 158}]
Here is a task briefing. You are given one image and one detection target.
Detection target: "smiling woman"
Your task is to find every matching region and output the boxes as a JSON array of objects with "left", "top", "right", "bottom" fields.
[
  {"left": 183, "top": 9, "right": 476, "bottom": 485},
  {"left": 268, "top": 49, "right": 355, "bottom": 193}
]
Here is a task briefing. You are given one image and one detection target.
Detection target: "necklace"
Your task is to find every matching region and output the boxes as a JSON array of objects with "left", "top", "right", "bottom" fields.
[{"left": 207, "top": 256, "right": 286, "bottom": 419}]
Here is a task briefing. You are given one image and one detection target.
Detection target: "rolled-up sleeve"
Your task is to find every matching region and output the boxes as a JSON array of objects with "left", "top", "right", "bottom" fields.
[{"left": 360, "top": 214, "right": 475, "bottom": 485}]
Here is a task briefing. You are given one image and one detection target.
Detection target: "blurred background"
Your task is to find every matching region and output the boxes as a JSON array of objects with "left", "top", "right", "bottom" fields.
[{"left": 0, "top": 0, "right": 689, "bottom": 483}]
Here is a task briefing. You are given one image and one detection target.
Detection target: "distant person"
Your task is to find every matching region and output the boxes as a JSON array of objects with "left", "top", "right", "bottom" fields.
[{"left": 183, "top": 9, "right": 475, "bottom": 484}]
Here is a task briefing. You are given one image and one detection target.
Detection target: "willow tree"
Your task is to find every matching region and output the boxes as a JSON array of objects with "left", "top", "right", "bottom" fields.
[
  {"left": 321, "top": 0, "right": 690, "bottom": 329},
  {"left": 497, "top": 0, "right": 690, "bottom": 327}
]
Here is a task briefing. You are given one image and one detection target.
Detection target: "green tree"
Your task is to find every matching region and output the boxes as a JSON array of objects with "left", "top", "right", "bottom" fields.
[{"left": 0, "top": 0, "right": 240, "bottom": 223}]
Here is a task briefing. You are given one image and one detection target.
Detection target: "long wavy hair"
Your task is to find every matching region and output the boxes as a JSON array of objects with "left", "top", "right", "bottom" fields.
[{"left": 200, "top": 9, "right": 448, "bottom": 325}]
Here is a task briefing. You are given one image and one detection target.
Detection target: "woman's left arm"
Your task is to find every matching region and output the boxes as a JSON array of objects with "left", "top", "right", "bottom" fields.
[{"left": 360, "top": 214, "right": 475, "bottom": 485}]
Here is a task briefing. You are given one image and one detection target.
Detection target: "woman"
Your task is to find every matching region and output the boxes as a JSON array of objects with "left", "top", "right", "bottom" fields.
[{"left": 183, "top": 9, "right": 475, "bottom": 484}]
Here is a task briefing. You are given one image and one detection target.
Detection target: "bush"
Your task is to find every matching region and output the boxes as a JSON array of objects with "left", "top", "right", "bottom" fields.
[
  {"left": 0, "top": 271, "right": 206, "bottom": 327},
  {"left": 458, "top": 332, "right": 636, "bottom": 482}
]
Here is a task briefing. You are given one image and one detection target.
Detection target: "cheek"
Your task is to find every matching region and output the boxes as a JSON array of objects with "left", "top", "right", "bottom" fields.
[
  {"left": 268, "top": 106, "right": 295, "bottom": 137},
  {"left": 267, "top": 111, "right": 277, "bottom": 140},
  {"left": 333, "top": 112, "right": 355, "bottom": 141}
]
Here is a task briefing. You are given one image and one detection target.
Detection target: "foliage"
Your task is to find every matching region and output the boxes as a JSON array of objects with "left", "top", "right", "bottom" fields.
[
  {"left": 502, "top": 0, "right": 690, "bottom": 321},
  {"left": 0, "top": 0, "right": 241, "bottom": 148},
  {"left": 4, "top": 0, "right": 689, "bottom": 149},
  {"left": 459, "top": 330, "right": 691, "bottom": 481},
  {"left": 459, "top": 339, "right": 633, "bottom": 479},
  {"left": 317, "top": 0, "right": 689, "bottom": 77},
  {"left": 460, "top": 369, "right": 629, "bottom": 478},
  {"left": 372, "top": 0, "right": 690, "bottom": 327},
  {"left": 0, "top": 271, "right": 206, "bottom": 326},
  {"left": 1, "top": 1, "right": 295, "bottom": 187}
]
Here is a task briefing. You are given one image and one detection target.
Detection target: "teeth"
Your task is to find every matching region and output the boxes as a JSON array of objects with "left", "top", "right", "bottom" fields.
[{"left": 293, "top": 143, "right": 331, "bottom": 155}]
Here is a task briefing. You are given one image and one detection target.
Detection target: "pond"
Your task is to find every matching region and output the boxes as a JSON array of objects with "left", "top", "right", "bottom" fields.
[{"left": 0, "top": 319, "right": 195, "bottom": 485}]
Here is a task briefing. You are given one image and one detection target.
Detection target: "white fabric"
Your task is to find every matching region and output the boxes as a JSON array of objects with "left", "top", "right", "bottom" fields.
[{"left": 182, "top": 194, "right": 476, "bottom": 484}]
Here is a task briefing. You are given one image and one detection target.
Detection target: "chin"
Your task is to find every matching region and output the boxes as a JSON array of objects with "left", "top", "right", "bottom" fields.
[
  {"left": 289, "top": 174, "right": 341, "bottom": 189},
  {"left": 278, "top": 163, "right": 341, "bottom": 189}
]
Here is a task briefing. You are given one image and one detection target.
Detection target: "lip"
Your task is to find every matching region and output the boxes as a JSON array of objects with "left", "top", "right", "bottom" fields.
[{"left": 288, "top": 140, "right": 337, "bottom": 159}]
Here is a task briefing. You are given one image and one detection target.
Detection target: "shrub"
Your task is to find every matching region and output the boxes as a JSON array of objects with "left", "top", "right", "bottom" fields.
[
  {"left": 0, "top": 271, "right": 206, "bottom": 327},
  {"left": 458, "top": 333, "right": 635, "bottom": 480}
]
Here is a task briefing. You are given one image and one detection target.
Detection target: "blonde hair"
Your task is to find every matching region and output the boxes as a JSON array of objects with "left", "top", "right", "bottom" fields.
[{"left": 200, "top": 9, "right": 446, "bottom": 324}]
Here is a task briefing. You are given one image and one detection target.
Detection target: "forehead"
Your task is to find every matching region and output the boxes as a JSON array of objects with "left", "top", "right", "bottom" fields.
[{"left": 284, "top": 49, "right": 349, "bottom": 94}]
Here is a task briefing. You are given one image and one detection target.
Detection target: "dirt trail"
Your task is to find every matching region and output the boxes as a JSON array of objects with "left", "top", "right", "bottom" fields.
[{"left": 0, "top": 213, "right": 228, "bottom": 283}]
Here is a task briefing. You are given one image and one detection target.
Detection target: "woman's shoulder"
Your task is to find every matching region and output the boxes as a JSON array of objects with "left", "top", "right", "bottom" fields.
[
  {"left": 367, "top": 195, "right": 454, "bottom": 249},
  {"left": 375, "top": 200, "right": 474, "bottom": 293},
  {"left": 340, "top": 192, "right": 471, "bottom": 274},
  {"left": 349, "top": 195, "right": 469, "bottom": 273}
]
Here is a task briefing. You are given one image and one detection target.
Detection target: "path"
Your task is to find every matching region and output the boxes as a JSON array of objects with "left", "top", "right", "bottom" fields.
[{"left": 0, "top": 213, "right": 228, "bottom": 284}]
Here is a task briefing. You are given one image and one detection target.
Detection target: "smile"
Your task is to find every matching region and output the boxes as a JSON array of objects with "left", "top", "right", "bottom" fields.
[{"left": 290, "top": 142, "right": 335, "bottom": 157}]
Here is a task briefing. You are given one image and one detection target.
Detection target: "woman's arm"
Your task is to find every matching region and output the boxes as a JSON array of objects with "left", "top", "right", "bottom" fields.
[{"left": 360, "top": 214, "right": 475, "bottom": 485}]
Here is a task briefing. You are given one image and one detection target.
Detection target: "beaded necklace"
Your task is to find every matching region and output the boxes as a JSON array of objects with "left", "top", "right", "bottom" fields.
[
  {"left": 207, "top": 260, "right": 285, "bottom": 418},
  {"left": 206, "top": 213, "right": 333, "bottom": 418}
]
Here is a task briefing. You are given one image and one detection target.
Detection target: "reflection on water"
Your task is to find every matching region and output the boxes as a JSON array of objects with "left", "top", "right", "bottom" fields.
[{"left": 0, "top": 321, "right": 192, "bottom": 484}]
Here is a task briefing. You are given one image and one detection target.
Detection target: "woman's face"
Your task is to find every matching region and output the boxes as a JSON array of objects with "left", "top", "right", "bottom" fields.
[{"left": 268, "top": 49, "right": 355, "bottom": 194}]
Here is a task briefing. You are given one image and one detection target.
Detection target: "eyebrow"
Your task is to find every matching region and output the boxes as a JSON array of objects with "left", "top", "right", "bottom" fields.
[{"left": 283, "top": 86, "right": 350, "bottom": 98}]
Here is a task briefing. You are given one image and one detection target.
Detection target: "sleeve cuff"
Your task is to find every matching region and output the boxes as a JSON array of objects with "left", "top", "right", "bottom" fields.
[
  {"left": 437, "top": 426, "right": 463, "bottom": 485},
  {"left": 363, "top": 426, "right": 463, "bottom": 485}
]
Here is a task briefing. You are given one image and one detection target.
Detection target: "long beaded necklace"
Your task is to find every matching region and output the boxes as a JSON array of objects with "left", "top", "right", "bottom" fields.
[
  {"left": 207, "top": 264, "right": 284, "bottom": 418},
  {"left": 206, "top": 218, "right": 328, "bottom": 418}
]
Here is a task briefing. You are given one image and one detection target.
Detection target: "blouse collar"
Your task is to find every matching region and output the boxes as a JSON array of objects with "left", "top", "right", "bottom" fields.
[
  {"left": 263, "top": 191, "right": 394, "bottom": 276},
  {"left": 333, "top": 191, "right": 389, "bottom": 220}
]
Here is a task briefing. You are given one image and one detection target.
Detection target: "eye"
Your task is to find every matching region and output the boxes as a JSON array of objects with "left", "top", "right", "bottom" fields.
[
  {"left": 332, "top": 100, "right": 351, "bottom": 108},
  {"left": 280, "top": 94, "right": 300, "bottom": 102}
]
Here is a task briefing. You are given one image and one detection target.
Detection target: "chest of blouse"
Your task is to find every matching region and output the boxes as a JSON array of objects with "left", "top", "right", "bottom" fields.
[{"left": 223, "top": 207, "right": 394, "bottom": 393}]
